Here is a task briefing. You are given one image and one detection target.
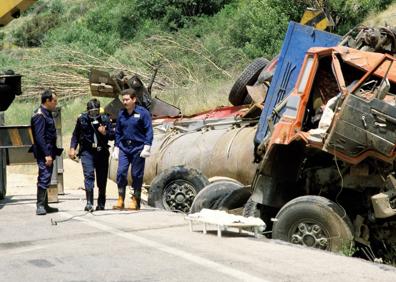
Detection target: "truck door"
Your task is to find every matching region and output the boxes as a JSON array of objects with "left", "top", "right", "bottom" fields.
[{"left": 324, "top": 58, "right": 396, "bottom": 160}]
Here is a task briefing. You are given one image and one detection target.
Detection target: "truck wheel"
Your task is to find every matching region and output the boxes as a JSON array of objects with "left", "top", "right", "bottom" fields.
[
  {"left": 189, "top": 180, "right": 243, "bottom": 214},
  {"left": 208, "top": 176, "right": 242, "bottom": 185},
  {"left": 148, "top": 166, "right": 209, "bottom": 213},
  {"left": 229, "top": 57, "right": 269, "bottom": 106},
  {"left": 217, "top": 187, "right": 251, "bottom": 211},
  {"left": 272, "top": 196, "right": 354, "bottom": 253}
]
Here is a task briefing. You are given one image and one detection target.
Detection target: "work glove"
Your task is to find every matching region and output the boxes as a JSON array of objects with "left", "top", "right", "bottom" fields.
[
  {"left": 140, "top": 145, "right": 151, "bottom": 158},
  {"left": 112, "top": 147, "right": 119, "bottom": 160}
]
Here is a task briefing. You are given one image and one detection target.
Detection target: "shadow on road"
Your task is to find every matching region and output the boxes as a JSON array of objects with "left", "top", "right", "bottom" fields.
[{"left": 0, "top": 195, "right": 36, "bottom": 209}]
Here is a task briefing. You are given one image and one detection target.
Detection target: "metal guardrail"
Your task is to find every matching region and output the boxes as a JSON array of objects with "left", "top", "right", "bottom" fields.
[{"left": 0, "top": 125, "right": 33, "bottom": 149}]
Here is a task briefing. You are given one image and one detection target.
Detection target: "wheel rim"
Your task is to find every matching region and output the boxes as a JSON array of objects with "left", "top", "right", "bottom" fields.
[
  {"left": 289, "top": 221, "right": 330, "bottom": 250},
  {"left": 162, "top": 180, "right": 196, "bottom": 212}
]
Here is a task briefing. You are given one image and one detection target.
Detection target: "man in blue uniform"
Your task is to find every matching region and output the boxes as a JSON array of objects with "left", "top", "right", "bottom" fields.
[
  {"left": 69, "top": 98, "right": 114, "bottom": 211},
  {"left": 30, "top": 89, "right": 62, "bottom": 215},
  {"left": 112, "top": 88, "right": 153, "bottom": 210}
]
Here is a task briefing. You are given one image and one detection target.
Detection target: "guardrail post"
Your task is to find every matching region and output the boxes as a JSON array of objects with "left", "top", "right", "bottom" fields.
[{"left": 48, "top": 107, "right": 64, "bottom": 202}]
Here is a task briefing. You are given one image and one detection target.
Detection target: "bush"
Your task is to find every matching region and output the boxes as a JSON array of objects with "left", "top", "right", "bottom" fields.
[
  {"left": 11, "top": 13, "right": 61, "bottom": 47},
  {"left": 47, "top": 23, "right": 121, "bottom": 54},
  {"left": 226, "top": 0, "right": 290, "bottom": 59},
  {"left": 135, "top": 0, "right": 233, "bottom": 31},
  {"left": 328, "top": 0, "right": 393, "bottom": 34}
]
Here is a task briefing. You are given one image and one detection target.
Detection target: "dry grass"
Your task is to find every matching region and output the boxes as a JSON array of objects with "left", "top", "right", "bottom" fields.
[{"left": 364, "top": 2, "right": 396, "bottom": 26}]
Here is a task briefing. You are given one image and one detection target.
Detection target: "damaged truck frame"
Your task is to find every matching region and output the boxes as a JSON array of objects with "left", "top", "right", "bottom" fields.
[
  {"left": 92, "top": 21, "right": 396, "bottom": 262},
  {"left": 250, "top": 40, "right": 396, "bottom": 262}
]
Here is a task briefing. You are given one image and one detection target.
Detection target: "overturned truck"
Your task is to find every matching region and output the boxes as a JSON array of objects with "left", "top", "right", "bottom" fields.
[
  {"left": 91, "top": 22, "right": 396, "bottom": 262},
  {"left": 249, "top": 34, "right": 396, "bottom": 262}
]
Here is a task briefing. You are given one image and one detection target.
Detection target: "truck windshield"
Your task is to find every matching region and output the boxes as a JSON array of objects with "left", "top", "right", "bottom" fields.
[{"left": 298, "top": 56, "right": 314, "bottom": 94}]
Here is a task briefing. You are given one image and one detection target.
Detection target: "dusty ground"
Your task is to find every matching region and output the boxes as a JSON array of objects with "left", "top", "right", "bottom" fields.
[
  {"left": 7, "top": 157, "right": 149, "bottom": 209},
  {"left": 7, "top": 158, "right": 119, "bottom": 197},
  {"left": 3, "top": 160, "right": 396, "bottom": 281}
]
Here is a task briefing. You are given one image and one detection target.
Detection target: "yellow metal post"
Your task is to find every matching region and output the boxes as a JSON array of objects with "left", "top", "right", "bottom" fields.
[
  {"left": 300, "top": 8, "right": 334, "bottom": 31},
  {"left": 0, "top": 0, "right": 37, "bottom": 27}
]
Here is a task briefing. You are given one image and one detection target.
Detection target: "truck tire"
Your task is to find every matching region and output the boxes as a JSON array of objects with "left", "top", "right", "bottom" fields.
[
  {"left": 229, "top": 57, "right": 269, "bottom": 106},
  {"left": 217, "top": 187, "right": 251, "bottom": 211},
  {"left": 208, "top": 176, "right": 242, "bottom": 185},
  {"left": 148, "top": 166, "right": 209, "bottom": 213},
  {"left": 189, "top": 180, "right": 243, "bottom": 214},
  {"left": 272, "top": 196, "right": 354, "bottom": 253}
]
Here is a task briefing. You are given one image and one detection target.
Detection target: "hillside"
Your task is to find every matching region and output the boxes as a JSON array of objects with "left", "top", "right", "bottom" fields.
[{"left": 1, "top": 0, "right": 394, "bottom": 124}]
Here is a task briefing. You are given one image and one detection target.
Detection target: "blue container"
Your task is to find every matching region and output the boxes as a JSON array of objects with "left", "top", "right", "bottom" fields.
[{"left": 255, "top": 21, "right": 341, "bottom": 144}]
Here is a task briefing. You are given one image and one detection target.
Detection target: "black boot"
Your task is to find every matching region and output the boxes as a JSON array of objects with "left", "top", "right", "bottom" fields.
[
  {"left": 135, "top": 190, "right": 141, "bottom": 210},
  {"left": 44, "top": 190, "right": 59, "bottom": 213},
  {"left": 36, "top": 188, "right": 47, "bottom": 215},
  {"left": 84, "top": 190, "right": 94, "bottom": 212},
  {"left": 96, "top": 187, "right": 106, "bottom": 211}
]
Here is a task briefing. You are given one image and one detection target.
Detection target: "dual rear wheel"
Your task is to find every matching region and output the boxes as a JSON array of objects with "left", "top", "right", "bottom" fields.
[{"left": 244, "top": 195, "right": 354, "bottom": 252}]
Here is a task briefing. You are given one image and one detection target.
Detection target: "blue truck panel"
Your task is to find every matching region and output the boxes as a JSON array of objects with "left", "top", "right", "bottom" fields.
[{"left": 254, "top": 21, "right": 341, "bottom": 145}]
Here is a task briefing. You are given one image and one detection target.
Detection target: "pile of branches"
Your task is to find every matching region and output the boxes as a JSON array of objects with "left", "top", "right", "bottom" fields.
[{"left": 16, "top": 46, "right": 150, "bottom": 102}]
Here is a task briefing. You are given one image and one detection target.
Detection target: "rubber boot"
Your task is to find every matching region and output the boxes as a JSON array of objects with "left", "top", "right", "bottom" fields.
[
  {"left": 112, "top": 188, "right": 125, "bottom": 210},
  {"left": 96, "top": 187, "right": 106, "bottom": 211},
  {"left": 36, "top": 188, "right": 47, "bottom": 215},
  {"left": 44, "top": 190, "right": 59, "bottom": 213},
  {"left": 84, "top": 190, "right": 94, "bottom": 212},
  {"left": 127, "top": 195, "right": 141, "bottom": 210}
]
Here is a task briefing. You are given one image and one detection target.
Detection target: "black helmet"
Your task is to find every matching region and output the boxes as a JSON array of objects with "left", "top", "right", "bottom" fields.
[{"left": 87, "top": 98, "right": 100, "bottom": 119}]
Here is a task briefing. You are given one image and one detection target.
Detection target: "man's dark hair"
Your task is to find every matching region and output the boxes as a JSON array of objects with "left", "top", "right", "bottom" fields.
[
  {"left": 87, "top": 98, "right": 100, "bottom": 110},
  {"left": 41, "top": 89, "right": 55, "bottom": 104},
  {"left": 121, "top": 88, "right": 137, "bottom": 98}
]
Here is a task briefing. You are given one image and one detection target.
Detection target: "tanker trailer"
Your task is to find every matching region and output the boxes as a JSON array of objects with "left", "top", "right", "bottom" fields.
[
  {"left": 89, "top": 68, "right": 261, "bottom": 213},
  {"left": 108, "top": 110, "right": 258, "bottom": 212}
]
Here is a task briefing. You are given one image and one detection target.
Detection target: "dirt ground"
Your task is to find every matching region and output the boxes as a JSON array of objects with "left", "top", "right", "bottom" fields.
[{"left": 7, "top": 159, "right": 119, "bottom": 198}]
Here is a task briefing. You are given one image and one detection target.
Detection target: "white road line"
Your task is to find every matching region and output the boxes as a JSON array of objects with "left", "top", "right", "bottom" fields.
[{"left": 63, "top": 211, "right": 270, "bottom": 282}]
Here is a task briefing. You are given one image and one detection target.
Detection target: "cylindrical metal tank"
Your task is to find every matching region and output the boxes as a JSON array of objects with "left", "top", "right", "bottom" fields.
[{"left": 108, "top": 124, "right": 257, "bottom": 186}]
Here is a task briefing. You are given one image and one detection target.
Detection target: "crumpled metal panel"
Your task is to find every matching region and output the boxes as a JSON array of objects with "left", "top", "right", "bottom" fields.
[
  {"left": 325, "top": 93, "right": 396, "bottom": 159},
  {"left": 336, "top": 47, "right": 396, "bottom": 83}
]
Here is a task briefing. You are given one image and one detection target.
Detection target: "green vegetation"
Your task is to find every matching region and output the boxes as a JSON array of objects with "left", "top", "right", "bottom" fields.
[{"left": 1, "top": 0, "right": 393, "bottom": 135}]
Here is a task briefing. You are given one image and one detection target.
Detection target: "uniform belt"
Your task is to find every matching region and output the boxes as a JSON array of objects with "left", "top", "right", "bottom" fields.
[
  {"left": 88, "top": 142, "right": 104, "bottom": 152},
  {"left": 122, "top": 140, "right": 140, "bottom": 146}
]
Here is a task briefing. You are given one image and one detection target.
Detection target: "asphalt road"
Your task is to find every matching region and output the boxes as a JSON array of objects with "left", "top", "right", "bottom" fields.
[{"left": 1, "top": 169, "right": 396, "bottom": 281}]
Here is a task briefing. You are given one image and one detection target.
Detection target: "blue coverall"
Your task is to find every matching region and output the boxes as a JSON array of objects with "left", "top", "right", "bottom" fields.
[
  {"left": 30, "top": 106, "right": 60, "bottom": 190},
  {"left": 70, "top": 113, "right": 114, "bottom": 207},
  {"left": 115, "top": 105, "right": 153, "bottom": 197}
]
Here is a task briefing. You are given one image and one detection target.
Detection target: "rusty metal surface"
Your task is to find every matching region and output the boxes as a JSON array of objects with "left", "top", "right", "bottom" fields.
[
  {"left": 326, "top": 94, "right": 396, "bottom": 157},
  {"left": 150, "top": 97, "right": 181, "bottom": 117},
  {"left": 308, "top": 47, "right": 396, "bottom": 83}
]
